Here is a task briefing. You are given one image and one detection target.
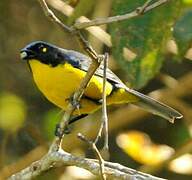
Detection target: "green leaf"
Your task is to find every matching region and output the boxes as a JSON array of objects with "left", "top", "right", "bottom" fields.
[
  {"left": 173, "top": 10, "right": 192, "bottom": 59},
  {"left": 109, "top": 0, "right": 182, "bottom": 89}
]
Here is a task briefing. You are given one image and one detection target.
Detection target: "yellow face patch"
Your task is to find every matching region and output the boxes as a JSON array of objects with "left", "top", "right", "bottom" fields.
[{"left": 42, "top": 47, "right": 47, "bottom": 53}]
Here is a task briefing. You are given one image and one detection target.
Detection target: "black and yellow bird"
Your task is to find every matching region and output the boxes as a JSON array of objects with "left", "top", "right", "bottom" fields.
[{"left": 20, "top": 41, "right": 182, "bottom": 126}]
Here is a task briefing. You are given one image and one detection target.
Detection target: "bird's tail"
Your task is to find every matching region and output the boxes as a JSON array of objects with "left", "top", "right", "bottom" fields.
[{"left": 125, "top": 87, "right": 183, "bottom": 123}]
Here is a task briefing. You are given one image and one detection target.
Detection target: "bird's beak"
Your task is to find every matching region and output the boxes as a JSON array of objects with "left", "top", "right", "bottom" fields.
[{"left": 20, "top": 49, "right": 35, "bottom": 60}]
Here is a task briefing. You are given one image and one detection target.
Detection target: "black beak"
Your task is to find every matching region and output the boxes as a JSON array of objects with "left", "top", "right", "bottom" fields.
[{"left": 20, "top": 48, "right": 36, "bottom": 60}]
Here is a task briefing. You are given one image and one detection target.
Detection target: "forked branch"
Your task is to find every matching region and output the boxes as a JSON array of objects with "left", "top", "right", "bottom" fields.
[{"left": 9, "top": 0, "right": 170, "bottom": 179}]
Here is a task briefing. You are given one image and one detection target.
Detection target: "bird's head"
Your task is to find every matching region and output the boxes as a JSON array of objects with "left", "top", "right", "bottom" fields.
[{"left": 20, "top": 41, "right": 63, "bottom": 67}]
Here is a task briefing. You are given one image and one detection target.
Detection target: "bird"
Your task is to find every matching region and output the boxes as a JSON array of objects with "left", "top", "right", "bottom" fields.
[{"left": 20, "top": 41, "right": 183, "bottom": 127}]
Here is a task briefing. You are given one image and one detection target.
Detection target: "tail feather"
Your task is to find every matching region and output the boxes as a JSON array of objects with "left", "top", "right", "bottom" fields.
[{"left": 125, "top": 87, "right": 183, "bottom": 123}]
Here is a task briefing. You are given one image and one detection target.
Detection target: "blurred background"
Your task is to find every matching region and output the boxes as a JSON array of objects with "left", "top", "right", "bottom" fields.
[{"left": 0, "top": 0, "right": 192, "bottom": 179}]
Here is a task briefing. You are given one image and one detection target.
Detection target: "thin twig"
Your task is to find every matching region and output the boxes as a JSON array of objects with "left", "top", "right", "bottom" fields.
[
  {"left": 77, "top": 133, "right": 106, "bottom": 180},
  {"left": 37, "top": 0, "right": 102, "bottom": 151},
  {"left": 102, "top": 53, "right": 109, "bottom": 153},
  {"left": 47, "top": 0, "right": 112, "bottom": 47},
  {"left": 38, "top": 0, "right": 72, "bottom": 32},
  {"left": 94, "top": 54, "right": 108, "bottom": 144},
  {"left": 94, "top": 53, "right": 109, "bottom": 159},
  {"left": 73, "top": 0, "right": 169, "bottom": 29},
  {"left": 136, "top": 0, "right": 153, "bottom": 14},
  {"left": 38, "top": 1, "right": 99, "bottom": 60},
  {"left": 75, "top": 31, "right": 98, "bottom": 60},
  {"left": 49, "top": 52, "right": 101, "bottom": 151}
]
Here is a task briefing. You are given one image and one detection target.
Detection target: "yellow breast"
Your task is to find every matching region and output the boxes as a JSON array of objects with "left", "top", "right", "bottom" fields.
[{"left": 28, "top": 60, "right": 113, "bottom": 114}]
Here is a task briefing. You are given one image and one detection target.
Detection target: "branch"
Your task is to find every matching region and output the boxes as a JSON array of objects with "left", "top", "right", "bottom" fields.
[
  {"left": 9, "top": 149, "right": 165, "bottom": 180},
  {"left": 37, "top": 0, "right": 102, "bottom": 152},
  {"left": 78, "top": 133, "right": 106, "bottom": 180},
  {"left": 94, "top": 53, "right": 109, "bottom": 147},
  {"left": 102, "top": 53, "right": 109, "bottom": 153},
  {"left": 73, "top": 0, "right": 169, "bottom": 29},
  {"left": 4, "top": 73, "right": 192, "bottom": 179},
  {"left": 47, "top": 0, "right": 112, "bottom": 47},
  {"left": 9, "top": 0, "right": 172, "bottom": 179},
  {"left": 38, "top": 0, "right": 72, "bottom": 33}
]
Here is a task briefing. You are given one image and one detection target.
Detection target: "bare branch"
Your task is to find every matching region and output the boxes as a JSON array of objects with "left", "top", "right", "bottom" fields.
[
  {"left": 73, "top": 0, "right": 169, "bottom": 29},
  {"left": 9, "top": 0, "right": 172, "bottom": 179},
  {"left": 36, "top": 1, "right": 102, "bottom": 151},
  {"left": 94, "top": 53, "right": 110, "bottom": 159},
  {"left": 38, "top": 0, "right": 72, "bottom": 32},
  {"left": 9, "top": 149, "right": 165, "bottom": 180},
  {"left": 136, "top": 0, "right": 153, "bottom": 14},
  {"left": 77, "top": 133, "right": 106, "bottom": 180},
  {"left": 102, "top": 53, "right": 109, "bottom": 153},
  {"left": 94, "top": 54, "right": 109, "bottom": 146},
  {"left": 4, "top": 73, "right": 192, "bottom": 179},
  {"left": 47, "top": 0, "right": 112, "bottom": 47}
]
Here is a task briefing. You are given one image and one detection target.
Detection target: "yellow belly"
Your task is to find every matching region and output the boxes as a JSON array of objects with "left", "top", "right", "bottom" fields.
[
  {"left": 29, "top": 60, "right": 112, "bottom": 114},
  {"left": 29, "top": 60, "right": 138, "bottom": 115}
]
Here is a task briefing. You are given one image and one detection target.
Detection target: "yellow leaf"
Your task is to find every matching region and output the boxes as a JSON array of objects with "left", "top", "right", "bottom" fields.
[
  {"left": 116, "top": 130, "right": 174, "bottom": 165},
  {"left": 0, "top": 92, "right": 26, "bottom": 133}
]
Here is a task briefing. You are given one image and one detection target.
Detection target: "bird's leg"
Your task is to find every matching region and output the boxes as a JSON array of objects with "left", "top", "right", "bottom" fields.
[
  {"left": 55, "top": 95, "right": 83, "bottom": 137},
  {"left": 68, "top": 114, "right": 88, "bottom": 124},
  {"left": 54, "top": 114, "right": 88, "bottom": 137},
  {"left": 54, "top": 123, "right": 62, "bottom": 137},
  {"left": 54, "top": 123, "right": 71, "bottom": 137}
]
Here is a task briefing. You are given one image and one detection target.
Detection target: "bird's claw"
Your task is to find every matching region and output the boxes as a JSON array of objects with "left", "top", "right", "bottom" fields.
[{"left": 54, "top": 123, "right": 71, "bottom": 137}]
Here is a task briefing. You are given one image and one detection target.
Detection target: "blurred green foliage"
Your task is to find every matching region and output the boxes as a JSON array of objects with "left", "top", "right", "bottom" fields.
[
  {"left": 110, "top": 0, "right": 183, "bottom": 89},
  {"left": 42, "top": 108, "right": 61, "bottom": 141},
  {"left": 174, "top": 9, "right": 192, "bottom": 59}
]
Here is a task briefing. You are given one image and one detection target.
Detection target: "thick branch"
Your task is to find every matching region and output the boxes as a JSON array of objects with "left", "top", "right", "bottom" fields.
[
  {"left": 4, "top": 73, "right": 192, "bottom": 179},
  {"left": 9, "top": 149, "right": 165, "bottom": 180}
]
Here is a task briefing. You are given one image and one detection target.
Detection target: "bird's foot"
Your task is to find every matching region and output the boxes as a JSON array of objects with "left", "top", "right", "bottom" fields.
[{"left": 55, "top": 123, "right": 71, "bottom": 137}]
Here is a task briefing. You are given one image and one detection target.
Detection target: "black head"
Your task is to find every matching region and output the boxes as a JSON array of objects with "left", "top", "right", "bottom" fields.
[{"left": 20, "top": 41, "right": 64, "bottom": 67}]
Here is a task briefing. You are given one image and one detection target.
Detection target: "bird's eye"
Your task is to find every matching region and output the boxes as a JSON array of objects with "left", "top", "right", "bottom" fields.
[
  {"left": 38, "top": 45, "right": 47, "bottom": 53},
  {"left": 42, "top": 47, "right": 47, "bottom": 53}
]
